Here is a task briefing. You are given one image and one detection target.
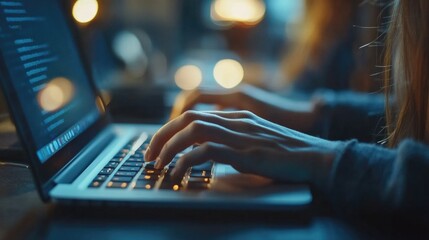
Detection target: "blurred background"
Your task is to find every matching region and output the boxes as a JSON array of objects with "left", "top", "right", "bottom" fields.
[
  {"left": 75, "top": 0, "right": 304, "bottom": 88},
  {"left": 1, "top": 0, "right": 384, "bottom": 123},
  {"left": 71, "top": 0, "right": 308, "bottom": 123}
]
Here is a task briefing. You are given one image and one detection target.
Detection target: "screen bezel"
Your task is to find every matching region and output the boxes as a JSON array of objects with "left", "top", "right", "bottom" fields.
[{"left": 0, "top": 0, "right": 111, "bottom": 200}]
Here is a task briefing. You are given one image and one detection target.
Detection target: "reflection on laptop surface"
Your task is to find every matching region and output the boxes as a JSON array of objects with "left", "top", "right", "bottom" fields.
[{"left": 0, "top": 0, "right": 311, "bottom": 210}]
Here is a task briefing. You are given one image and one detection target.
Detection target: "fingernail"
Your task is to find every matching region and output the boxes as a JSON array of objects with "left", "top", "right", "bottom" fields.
[
  {"left": 154, "top": 157, "right": 162, "bottom": 169},
  {"left": 144, "top": 147, "right": 152, "bottom": 161}
]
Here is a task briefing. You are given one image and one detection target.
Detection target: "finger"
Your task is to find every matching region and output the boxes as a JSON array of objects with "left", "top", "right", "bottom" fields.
[
  {"left": 205, "top": 110, "right": 300, "bottom": 142},
  {"left": 147, "top": 110, "right": 255, "bottom": 162},
  {"left": 155, "top": 120, "right": 260, "bottom": 169},
  {"left": 203, "top": 110, "right": 256, "bottom": 119},
  {"left": 201, "top": 111, "right": 292, "bottom": 141},
  {"left": 170, "top": 90, "right": 243, "bottom": 120},
  {"left": 171, "top": 142, "right": 245, "bottom": 179}
]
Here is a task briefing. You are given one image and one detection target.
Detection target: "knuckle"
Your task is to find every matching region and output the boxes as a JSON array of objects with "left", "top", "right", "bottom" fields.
[
  {"left": 199, "top": 142, "right": 216, "bottom": 155},
  {"left": 189, "top": 120, "right": 206, "bottom": 133},
  {"left": 262, "top": 139, "right": 280, "bottom": 149},
  {"left": 240, "top": 110, "right": 254, "bottom": 118},
  {"left": 182, "top": 110, "right": 199, "bottom": 122},
  {"left": 243, "top": 118, "right": 257, "bottom": 127},
  {"left": 237, "top": 119, "right": 256, "bottom": 132}
]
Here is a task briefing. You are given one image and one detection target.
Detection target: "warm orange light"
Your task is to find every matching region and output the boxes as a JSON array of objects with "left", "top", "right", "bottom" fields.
[
  {"left": 213, "top": 59, "right": 244, "bottom": 89},
  {"left": 211, "top": 0, "right": 266, "bottom": 25},
  {"left": 174, "top": 65, "right": 203, "bottom": 90},
  {"left": 37, "top": 77, "right": 74, "bottom": 112},
  {"left": 72, "top": 0, "right": 99, "bottom": 24}
]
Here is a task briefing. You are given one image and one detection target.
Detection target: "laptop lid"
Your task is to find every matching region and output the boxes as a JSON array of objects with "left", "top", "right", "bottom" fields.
[{"left": 0, "top": 0, "right": 110, "bottom": 200}]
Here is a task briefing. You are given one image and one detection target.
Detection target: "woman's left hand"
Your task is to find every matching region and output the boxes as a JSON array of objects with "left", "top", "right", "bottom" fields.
[{"left": 145, "top": 110, "right": 339, "bottom": 191}]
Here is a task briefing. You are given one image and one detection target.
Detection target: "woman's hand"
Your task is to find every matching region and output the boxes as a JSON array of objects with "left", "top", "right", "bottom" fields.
[
  {"left": 170, "top": 85, "right": 322, "bottom": 133},
  {"left": 145, "top": 110, "right": 339, "bottom": 191}
]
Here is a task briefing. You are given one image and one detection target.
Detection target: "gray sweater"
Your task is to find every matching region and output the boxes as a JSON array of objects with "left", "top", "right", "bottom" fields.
[{"left": 320, "top": 91, "right": 429, "bottom": 220}]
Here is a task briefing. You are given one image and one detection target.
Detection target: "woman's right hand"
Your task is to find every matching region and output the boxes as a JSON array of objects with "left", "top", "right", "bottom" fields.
[
  {"left": 170, "top": 84, "right": 322, "bottom": 133},
  {"left": 146, "top": 110, "right": 338, "bottom": 191}
]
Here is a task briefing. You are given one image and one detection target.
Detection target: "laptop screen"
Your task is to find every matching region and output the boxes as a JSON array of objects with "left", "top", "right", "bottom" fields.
[{"left": 0, "top": 1, "right": 103, "bottom": 163}]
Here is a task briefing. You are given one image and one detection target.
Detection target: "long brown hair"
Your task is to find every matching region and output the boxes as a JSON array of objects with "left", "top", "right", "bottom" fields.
[
  {"left": 281, "top": 0, "right": 383, "bottom": 92},
  {"left": 385, "top": 0, "right": 429, "bottom": 146},
  {"left": 282, "top": 0, "right": 360, "bottom": 83}
]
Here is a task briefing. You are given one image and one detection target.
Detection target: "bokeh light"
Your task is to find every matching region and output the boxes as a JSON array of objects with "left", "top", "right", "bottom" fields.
[
  {"left": 211, "top": 0, "right": 266, "bottom": 25},
  {"left": 72, "top": 0, "right": 99, "bottom": 24},
  {"left": 174, "top": 65, "right": 203, "bottom": 90},
  {"left": 38, "top": 77, "right": 74, "bottom": 112},
  {"left": 213, "top": 59, "right": 244, "bottom": 89},
  {"left": 112, "top": 31, "right": 145, "bottom": 64}
]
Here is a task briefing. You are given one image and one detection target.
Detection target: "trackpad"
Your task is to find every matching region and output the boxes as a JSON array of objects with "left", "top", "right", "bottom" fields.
[{"left": 210, "top": 164, "right": 312, "bottom": 205}]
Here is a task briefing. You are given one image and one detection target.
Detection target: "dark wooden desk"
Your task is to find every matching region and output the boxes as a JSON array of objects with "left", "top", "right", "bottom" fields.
[{"left": 1, "top": 164, "right": 371, "bottom": 240}]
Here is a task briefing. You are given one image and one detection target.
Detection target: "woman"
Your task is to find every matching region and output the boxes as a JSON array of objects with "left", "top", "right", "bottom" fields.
[{"left": 146, "top": 0, "right": 429, "bottom": 218}]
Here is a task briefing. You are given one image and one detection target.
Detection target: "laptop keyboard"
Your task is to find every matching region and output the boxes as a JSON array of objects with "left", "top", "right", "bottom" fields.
[{"left": 88, "top": 134, "right": 214, "bottom": 191}]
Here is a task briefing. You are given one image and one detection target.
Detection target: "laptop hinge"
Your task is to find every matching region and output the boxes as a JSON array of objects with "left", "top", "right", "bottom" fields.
[{"left": 53, "top": 126, "right": 116, "bottom": 184}]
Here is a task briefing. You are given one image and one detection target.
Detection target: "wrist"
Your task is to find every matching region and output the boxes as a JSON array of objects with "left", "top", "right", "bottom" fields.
[{"left": 310, "top": 140, "right": 339, "bottom": 192}]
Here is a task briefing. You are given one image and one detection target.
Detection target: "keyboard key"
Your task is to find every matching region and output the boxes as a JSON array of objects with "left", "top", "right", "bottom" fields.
[
  {"left": 120, "top": 149, "right": 130, "bottom": 154},
  {"left": 142, "top": 169, "right": 162, "bottom": 175},
  {"left": 162, "top": 171, "right": 181, "bottom": 183},
  {"left": 120, "top": 166, "right": 141, "bottom": 172},
  {"left": 187, "top": 182, "right": 209, "bottom": 190},
  {"left": 141, "top": 143, "right": 149, "bottom": 149},
  {"left": 115, "top": 152, "right": 128, "bottom": 158},
  {"left": 94, "top": 175, "right": 108, "bottom": 181},
  {"left": 139, "top": 174, "right": 159, "bottom": 181},
  {"left": 123, "top": 162, "right": 144, "bottom": 167},
  {"left": 99, "top": 168, "right": 114, "bottom": 175},
  {"left": 191, "top": 161, "right": 213, "bottom": 171},
  {"left": 134, "top": 180, "right": 156, "bottom": 190},
  {"left": 131, "top": 153, "right": 143, "bottom": 159},
  {"left": 160, "top": 181, "right": 181, "bottom": 191},
  {"left": 115, "top": 171, "right": 137, "bottom": 177},
  {"left": 144, "top": 161, "right": 156, "bottom": 169},
  {"left": 188, "top": 177, "right": 210, "bottom": 183},
  {"left": 127, "top": 157, "right": 144, "bottom": 163},
  {"left": 111, "top": 176, "right": 133, "bottom": 182},
  {"left": 89, "top": 181, "right": 102, "bottom": 188},
  {"left": 106, "top": 181, "right": 128, "bottom": 189},
  {"left": 189, "top": 170, "right": 211, "bottom": 178},
  {"left": 106, "top": 161, "right": 119, "bottom": 168},
  {"left": 110, "top": 157, "right": 124, "bottom": 163}
]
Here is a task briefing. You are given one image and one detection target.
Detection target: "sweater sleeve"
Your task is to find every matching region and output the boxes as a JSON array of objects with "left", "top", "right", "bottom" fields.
[
  {"left": 315, "top": 91, "right": 386, "bottom": 143},
  {"left": 327, "top": 139, "right": 429, "bottom": 219}
]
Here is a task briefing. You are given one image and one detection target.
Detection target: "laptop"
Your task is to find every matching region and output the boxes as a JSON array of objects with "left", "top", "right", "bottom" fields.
[{"left": 0, "top": 0, "right": 311, "bottom": 210}]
